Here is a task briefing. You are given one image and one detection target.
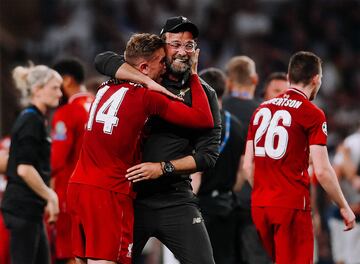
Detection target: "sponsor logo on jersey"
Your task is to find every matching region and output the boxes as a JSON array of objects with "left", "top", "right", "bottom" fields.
[
  {"left": 192, "top": 217, "right": 202, "bottom": 224},
  {"left": 322, "top": 122, "right": 327, "bottom": 136},
  {"left": 54, "top": 121, "right": 67, "bottom": 140}
]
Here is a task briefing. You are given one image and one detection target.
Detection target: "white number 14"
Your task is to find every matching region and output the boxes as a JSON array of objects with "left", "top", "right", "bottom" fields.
[{"left": 87, "top": 86, "right": 128, "bottom": 134}]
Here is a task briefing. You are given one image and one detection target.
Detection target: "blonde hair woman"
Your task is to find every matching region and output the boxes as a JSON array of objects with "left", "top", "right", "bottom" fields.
[{"left": 1, "top": 64, "right": 62, "bottom": 264}]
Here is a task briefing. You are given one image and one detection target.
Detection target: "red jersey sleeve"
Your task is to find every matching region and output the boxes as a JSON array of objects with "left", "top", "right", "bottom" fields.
[
  {"left": 306, "top": 106, "right": 327, "bottom": 146},
  {"left": 246, "top": 109, "right": 258, "bottom": 141},
  {"left": 143, "top": 74, "right": 214, "bottom": 128}
]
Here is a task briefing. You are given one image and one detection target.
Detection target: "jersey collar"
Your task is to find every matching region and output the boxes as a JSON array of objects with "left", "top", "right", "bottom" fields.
[{"left": 288, "top": 87, "right": 308, "bottom": 99}]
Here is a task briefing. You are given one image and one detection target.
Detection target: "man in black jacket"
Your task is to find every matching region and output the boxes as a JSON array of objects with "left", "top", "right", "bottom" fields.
[
  {"left": 194, "top": 67, "right": 246, "bottom": 264},
  {"left": 95, "top": 16, "right": 221, "bottom": 264}
]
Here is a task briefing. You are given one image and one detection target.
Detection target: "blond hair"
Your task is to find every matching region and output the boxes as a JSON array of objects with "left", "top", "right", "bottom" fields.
[
  {"left": 226, "top": 56, "right": 256, "bottom": 86},
  {"left": 12, "top": 64, "right": 61, "bottom": 106}
]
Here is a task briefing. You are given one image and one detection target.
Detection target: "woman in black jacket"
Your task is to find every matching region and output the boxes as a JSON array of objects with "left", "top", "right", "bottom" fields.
[{"left": 1, "top": 64, "right": 62, "bottom": 264}]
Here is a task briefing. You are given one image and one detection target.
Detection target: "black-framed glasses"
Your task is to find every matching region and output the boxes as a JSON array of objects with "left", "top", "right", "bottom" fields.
[{"left": 166, "top": 41, "right": 197, "bottom": 52}]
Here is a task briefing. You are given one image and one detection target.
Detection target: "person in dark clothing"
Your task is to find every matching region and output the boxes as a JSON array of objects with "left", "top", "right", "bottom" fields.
[
  {"left": 95, "top": 16, "right": 221, "bottom": 264},
  {"left": 191, "top": 67, "right": 246, "bottom": 264},
  {"left": 1, "top": 64, "right": 62, "bottom": 264},
  {"left": 223, "top": 56, "right": 272, "bottom": 263}
]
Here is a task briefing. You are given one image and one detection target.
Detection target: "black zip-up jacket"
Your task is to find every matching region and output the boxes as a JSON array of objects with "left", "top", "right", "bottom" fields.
[
  {"left": 1, "top": 105, "right": 50, "bottom": 221},
  {"left": 95, "top": 52, "right": 221, "bottom": 208}
]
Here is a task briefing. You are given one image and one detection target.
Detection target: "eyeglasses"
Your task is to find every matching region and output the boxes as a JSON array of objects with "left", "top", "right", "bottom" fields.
[{"left": 166, "top": 41, "right": 197, "bottom": 52}]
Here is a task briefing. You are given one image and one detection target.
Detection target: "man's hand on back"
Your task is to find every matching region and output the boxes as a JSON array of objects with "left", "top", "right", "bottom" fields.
[
  {"left": 126, "top": 162, "right": 163, "bottom": 182},
  {"left": 144, "top": 77, "right": 183, "bottom": 101}
]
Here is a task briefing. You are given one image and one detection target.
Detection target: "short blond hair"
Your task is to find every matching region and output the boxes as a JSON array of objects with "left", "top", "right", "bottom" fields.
[
  {"left": 124, "top": 33, "right": 164, "bottom": 66},
  {"left": 12, "top": 63, "right": 61, "bottom": 106},
  {"left": 226, "top": 56, "right": 256, "bottom": 86}
]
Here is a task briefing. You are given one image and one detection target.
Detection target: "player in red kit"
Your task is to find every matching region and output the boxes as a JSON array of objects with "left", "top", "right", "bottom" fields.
[
  {"left": 243, "top": 51, "right": 355, "bottom": 264},
  {"left": 67, "top": 33, "right": 213, "bottom": 264},
  {"left": 51, "top": 59, "right": 94, "bottom": 263}
]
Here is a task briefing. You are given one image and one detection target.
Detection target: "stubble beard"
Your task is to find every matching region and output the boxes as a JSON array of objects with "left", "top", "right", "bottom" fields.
[{"left": 166, "top": 55, "right": 192, "bottom": 78}]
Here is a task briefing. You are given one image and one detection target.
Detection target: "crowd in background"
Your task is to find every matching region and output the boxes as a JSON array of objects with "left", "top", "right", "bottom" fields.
[
  {"left": 0, "top": 0, "right": 359, "bottom": 263},
  {"left": 1, "top": 0, "right": 359, "bottom": 138}
]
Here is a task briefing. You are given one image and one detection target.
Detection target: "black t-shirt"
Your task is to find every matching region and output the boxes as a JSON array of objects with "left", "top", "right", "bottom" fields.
[
  {"left": 94, "top": 52, "right": 222, "bottom": 208},
  {"left": 1, "top": 105, "right": 51, "bottom": 221},
  {"left": 197, "top": 110, "right": 246, "bottom": 215},
  {"left": 222, "top": 95, "right": 260, "bottom": 210},
  {"left": 198, "top": 110, "right": 246, "bottom": 194}
]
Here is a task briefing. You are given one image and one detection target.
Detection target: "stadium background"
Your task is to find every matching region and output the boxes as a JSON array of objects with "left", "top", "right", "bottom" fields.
[{"left": 0, "top": 0, "right": 359, "bottom": 263}]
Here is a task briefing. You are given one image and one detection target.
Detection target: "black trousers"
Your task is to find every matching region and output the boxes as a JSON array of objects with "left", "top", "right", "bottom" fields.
[
  {"left": 202, "top": 211, "right": 237, "bottom": 264},
  {"left": 133, "top": 203, "right": 215, "bottom": 264},
  {"left": 2, "top": 211, "right": 50, "bottom": 264}
]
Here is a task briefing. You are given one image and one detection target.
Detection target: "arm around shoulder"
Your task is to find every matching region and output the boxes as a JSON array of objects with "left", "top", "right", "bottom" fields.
[{"left": 94, "top": 51, "right": 125, "bottom": 77}]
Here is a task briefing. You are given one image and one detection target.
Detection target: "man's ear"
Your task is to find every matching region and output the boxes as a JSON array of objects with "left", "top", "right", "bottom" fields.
[
  {"left": 312, "top": 74, "right": 320, "bottom": 86},
  {"left": 251, "top": 73, "right": 259, "bottom": 86},
  {"left": 226, "top": 78, "right": 233, "bottom": 92},
  {"left": 138, "top": 62, "right": 149, "bottom": 75},
  {"left": 62, "top": 75, "right": 72, "bottom": 87}
]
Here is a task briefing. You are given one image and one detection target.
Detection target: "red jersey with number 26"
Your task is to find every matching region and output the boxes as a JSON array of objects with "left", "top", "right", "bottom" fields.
[
  {"left": 247, "top": 88, "right": 327, "bottom": 210},
  {"left": 69, "top": 75, "right": 213, "bottom": 197}
]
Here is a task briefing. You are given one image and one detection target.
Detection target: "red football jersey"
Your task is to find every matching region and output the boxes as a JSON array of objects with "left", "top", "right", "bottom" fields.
[
  {"left": 51, "top": 92, "right": 94, "bottom": 206},
  {"left": 247, "top": 88, "right": 327, "bottom": 210},
  {"left": 69, "top": 75, "right": 213, "bottom": 196}
]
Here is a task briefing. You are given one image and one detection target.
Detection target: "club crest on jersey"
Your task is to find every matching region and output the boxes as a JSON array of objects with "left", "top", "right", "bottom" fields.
[
  {"left": 126, "top": 243, "right": 133, "bottom": 258},
  {"left": 54, "top": 121, "right": 67, "bottom": 140},
  {"left": 322, "top": 122, "right": 327, "bottom": 136}
]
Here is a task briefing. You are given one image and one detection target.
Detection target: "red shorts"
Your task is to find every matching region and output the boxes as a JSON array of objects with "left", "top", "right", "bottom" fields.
[
  {"left": 67, "top": 183, "right": 134, "bottom": 263},
  {"left": 252, "top": 206, "right": 313, "bottom": 264}
]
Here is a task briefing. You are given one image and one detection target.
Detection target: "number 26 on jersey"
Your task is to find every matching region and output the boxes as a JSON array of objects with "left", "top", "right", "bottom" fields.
[{"left": 253, "top": 108, "right": 291, "bottom": 159}]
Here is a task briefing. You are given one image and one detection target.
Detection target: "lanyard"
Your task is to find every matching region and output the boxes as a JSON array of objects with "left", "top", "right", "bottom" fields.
[
  {"left": 219, "top": 111, "right": 231, "bottom": 154},
  {"left": 21, "top": 107, "right": 37, "bottom": 115}
]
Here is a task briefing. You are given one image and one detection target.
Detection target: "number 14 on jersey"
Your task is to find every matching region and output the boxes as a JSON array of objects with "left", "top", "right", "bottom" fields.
[{"left": 87, "top": 85, "right": 129, "bottom": 134}]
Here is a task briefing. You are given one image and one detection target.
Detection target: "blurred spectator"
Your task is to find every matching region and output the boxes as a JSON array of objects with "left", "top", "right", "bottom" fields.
[
  {"left": 222, "top": 56, "right": 271, "bottom": 264},
  {"left": 0, "top": 136, "right": 11, "bottom": 264},
  {"left": 193, "top": 67, "right": 246, "bottom": 264},
  {"left": 2, "top": 0, "right": 359, "bottom": 141},
  {"left": 50, "top": 58, "right": 94, "bottom": 264},
  {"left": 262, "top": 71, "right": 288, "bottom": 101},
  {"left": 85, "top": 76, "right": 107, "bottom": 96},
  {"left": 330, "top": 127, "right": 360, "bottom": 264},
  {"left": 1, "top": 64, "right": 62, "bottom": 264}
]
